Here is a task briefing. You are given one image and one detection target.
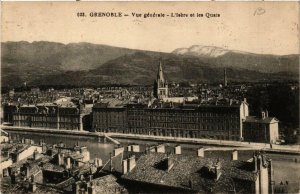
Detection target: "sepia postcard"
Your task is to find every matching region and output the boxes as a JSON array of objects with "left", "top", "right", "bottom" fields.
[{"left": 1, "top": 2, "right": 299, "bottom": 194}]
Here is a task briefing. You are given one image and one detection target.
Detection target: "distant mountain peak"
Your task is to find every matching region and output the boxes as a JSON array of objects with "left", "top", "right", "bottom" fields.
[{"left": 172, "top": 45, "right": 248, "bottom": 58}]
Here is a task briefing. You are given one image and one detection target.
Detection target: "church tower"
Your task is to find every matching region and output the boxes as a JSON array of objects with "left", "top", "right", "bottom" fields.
[{"left": 154, "top": 60, "right": 168, "bottom": 99}]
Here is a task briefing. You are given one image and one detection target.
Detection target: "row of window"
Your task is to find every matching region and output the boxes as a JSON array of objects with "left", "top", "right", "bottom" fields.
[
  {"left": 150, "top": 123, "right": 239, "bottom": 130},
  {"left": 93, "top": 113, "right": 239, "bottom": 121},
  {"left": 13, "top": 115, "right": 79, "bottom": 122},
  {"left": 147, "top": 111, "right": 239, "bottom": 117},
  {"left": 94, "top": 110, "right": 240, "bottom": 118},
  {"left": 151, "top": 116, "right": 239, "bottom": 123}
]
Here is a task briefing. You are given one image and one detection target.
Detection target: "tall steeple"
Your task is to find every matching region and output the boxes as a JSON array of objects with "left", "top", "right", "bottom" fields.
[
  {"left": 153, "top": 60, "right": 168, "bottom": 99},
  {"left": 157, "top": 60, "right": 165, "bottom": 83}
]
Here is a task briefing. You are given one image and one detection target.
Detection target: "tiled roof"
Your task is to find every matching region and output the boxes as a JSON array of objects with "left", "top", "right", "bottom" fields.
[
  {"left": 34, "top": 185, "right": 64, "bottom": 194},
  {"left": 122, "top": 153, "right": 257, "bottom": 193},
  {"left": 42, "top": 163, "right": 65, "bottom": 173},
  {"left": 56, "top": 177, "right": 76, "bottom": 191},
  {"left": 93, "top": 102, "right": 109, "bottom": 108},
  {"left": 1, "top": 177, "right": 63, "bottom": 194},
  {"left": 26, "top": 163, "right": 42, "bottom": 176},
  {"left": 91, "top": 175, "right": 127, "bottom": 194}
]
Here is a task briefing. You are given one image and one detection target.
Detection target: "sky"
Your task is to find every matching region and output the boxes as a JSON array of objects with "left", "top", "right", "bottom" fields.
[{"left": 1, "top": 2, "right": 299, "bottom": 55}]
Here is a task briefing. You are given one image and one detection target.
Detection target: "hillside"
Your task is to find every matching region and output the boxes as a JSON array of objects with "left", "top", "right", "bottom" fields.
[
  {"left": 29, "top": 52, "right": 298, "bottom": 86},
  {"left": 1, "top": 41, "right": 163, "bottom": 86},
  {"left": 1, "top": 41, "right": 299, "bottom": 87}
]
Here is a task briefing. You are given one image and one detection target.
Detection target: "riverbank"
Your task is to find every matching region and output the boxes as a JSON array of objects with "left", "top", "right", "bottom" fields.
[{"left": 2, "top": 126, "right": 300, "bottom": 155}]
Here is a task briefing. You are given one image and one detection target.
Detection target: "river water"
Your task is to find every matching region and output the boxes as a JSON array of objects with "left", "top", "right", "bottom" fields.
[{"left": 8, "top": 131, "right": 300, "bottom": 193}]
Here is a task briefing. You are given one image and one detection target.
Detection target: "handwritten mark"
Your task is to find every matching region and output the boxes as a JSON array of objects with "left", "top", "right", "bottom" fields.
[{"left": 254, "top": 7, "right": 266, "bottom": 16}]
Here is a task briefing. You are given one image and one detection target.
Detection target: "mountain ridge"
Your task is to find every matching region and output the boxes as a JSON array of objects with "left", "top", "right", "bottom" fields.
[{"left": 1, "top": 41, "right": 298, "bottom": 87}]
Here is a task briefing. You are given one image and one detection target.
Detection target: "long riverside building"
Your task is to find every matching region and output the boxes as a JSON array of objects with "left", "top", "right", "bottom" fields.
[
  {"left": 92, "top": 100, "right": 249, "bottom": 141},
  {"left": 3, "top": 104, "right": 83, "bottom": 131}
]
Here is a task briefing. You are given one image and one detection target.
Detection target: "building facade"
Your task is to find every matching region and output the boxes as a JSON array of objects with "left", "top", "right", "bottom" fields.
[
  {"left": 5, "top": 104, "right": 82, "bottom": 131},
  {"left": 146, "top": 103, "right": 248, "bottom": 141},
  {"left": 92, "top": 100, "right": 249, "bottom": 141},
  {"left": 243, "top": 111, "right": 279, "bottom": 143},
  {"left": 92, "top": 103, "right": 127, "bottom": 133}
]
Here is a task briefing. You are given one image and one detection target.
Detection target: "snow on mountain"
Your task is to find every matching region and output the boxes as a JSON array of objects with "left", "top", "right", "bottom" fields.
[{"left": 173, "top": 45, "right": 233, "bottom": 57}]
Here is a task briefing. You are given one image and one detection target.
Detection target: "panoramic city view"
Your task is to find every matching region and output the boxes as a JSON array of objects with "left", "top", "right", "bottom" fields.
[{"left": 1, "top": 2, "right": 299, "bottom": 194}]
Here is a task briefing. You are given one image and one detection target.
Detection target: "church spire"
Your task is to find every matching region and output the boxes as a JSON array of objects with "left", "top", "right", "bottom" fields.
[
  {"left": 157, "top": 60, "right": 165, "bottom": 82},
  {"left": 153, "top": 60, "right": 168, "bottom": 99}
]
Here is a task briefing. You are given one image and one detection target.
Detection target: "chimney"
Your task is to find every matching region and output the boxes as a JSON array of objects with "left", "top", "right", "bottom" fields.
[
  {"left": 229, "top": 99, "right": 233, "bottom": 106},
  {"left": 2, "top": 168, "right": 9, "bottom": 177},
  {"left": 231, "top": 150, "right": 238, "bottom": 161},
  {"left": 113, "top": 147, "right": 124, "bottom": 156},
  {"left": 167, "top": 156, "right": 174, "bottom": 172},
  {"left": 253, "top": 155, "right": 258, "bottom": 173},
  {"left": 261, "top": 111, "right": 266, "bottom": 119},
  {"left": 127, "top": 155, "right": 136, "bottom": 172},
  {"left": 58, "top": 153, "right": 64, "bottom": 166},
  {"left": 150, "top": 146, "right": 156, "bottom": 152},
  {"left": 30, "top": 182, "right": 37, "bottom": 192},
  {"left": 109, "top": 153, "right": 113, "bottom": 172},
  {"left": 156, "top": 144, "right": 165, "bottom": 153},
  {"left": 122, "top": 159, "right": 128, "bottom": 174},
  {"left": 94, "top": 158, "right": 102, "bottom": 167},
  {"left": 257, "top": 154, "right": 263, "bottom": 171},
  {"left": 265, "top": 110, "right": 269, "bottom": 118},
  {"left": 33, "top": 149, "right": 39, "bottom": 160},
  {"left": 214, "top": 161, "right": 222, "bottom": 181},
  {"left": 174, "top": 145, "right": 181, "bottom": 155},
  {"left": 197, "top": 147, "right": 205, "bottom": 157},
  {"left": 66, "top": 157, "right": 71, "bottom": 169},
  {"left": 42, "top": 143, "right": 47, "bottom": 153},
  {"left": 132, "top": 145, "right": 140, "bottom": 153},
  {"left": 80, "top": 147, "right": 88, "bottom": 154},
  {"left": 89, "top": 175, "right": 93, "bottom": 182},
  {"left": 80, "top": 174, "right": 84, "bottom": 181},
  {"left": 87, "top": 183, "right": 95, "bottom": 194},
  {"left": 25, "top": 165, "right": 30, "bottom": 178},
  {"left": 75, "top": 181, "right": 81, "bottom": 194}
]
